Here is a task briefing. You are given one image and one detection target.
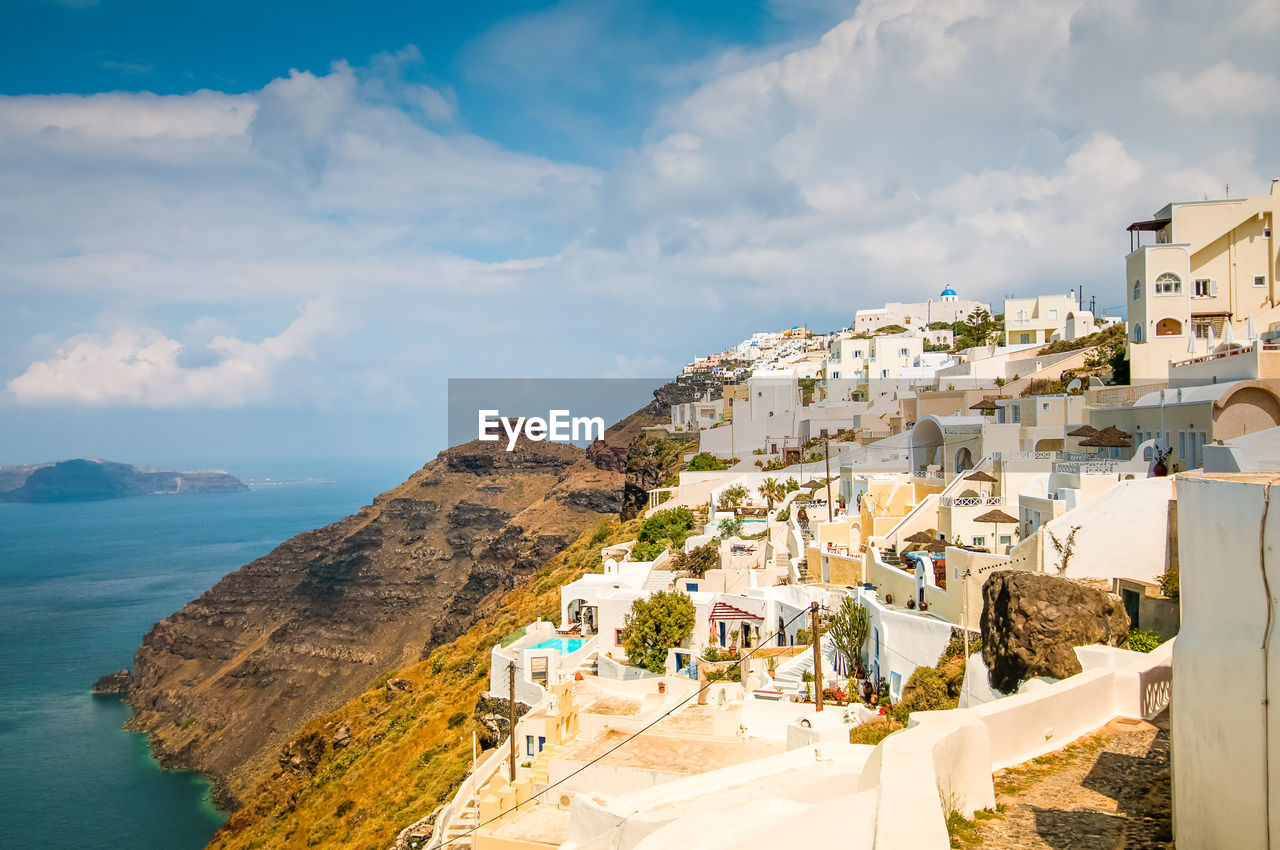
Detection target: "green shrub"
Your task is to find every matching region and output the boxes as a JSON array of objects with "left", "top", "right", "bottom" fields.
[
  {"left": 630, "top": 540, "right": 667, "bottom": 561},
  {"left": 1128, "top": 629, "right": 1164, "bottom": 653},
  {"left": 687, "top": 452, "right": 729, "bottom": 471},
  {"left": 900, "top": 665, "right": 954, "bottom": 715},
  {"left": 335, "top": 799, "right": 355, "bottom": 818},
  {"left": 446, "top": 711, "right": 468, "bottom": 728},
  {"left": 1158, "top": 565, "right": 1179, "bottom": 599}
]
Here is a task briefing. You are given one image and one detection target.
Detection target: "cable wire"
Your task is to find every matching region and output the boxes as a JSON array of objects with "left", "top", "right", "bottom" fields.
[{"left": 433, "top": 605, "right": 817, "bottom": 848}]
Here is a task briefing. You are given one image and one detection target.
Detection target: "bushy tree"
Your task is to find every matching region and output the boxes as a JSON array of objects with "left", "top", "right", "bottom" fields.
[
  {"left": 672, "top": 542, "right": 719, "bottom": 578},
  {"left": 957, "top": 308, "right": 1002, "bottom": 349},
  {"left": 899, "top": 666, "right": 951, "bottom": 713},
  {"left": 717, "top": 485, "right": 748, "bottom": 511},
  {"left": 621, "top": 591, "right": 695, "bottom": 673},
  {"left": 687, "top": 452, "right": 728, "bottom": 472}
]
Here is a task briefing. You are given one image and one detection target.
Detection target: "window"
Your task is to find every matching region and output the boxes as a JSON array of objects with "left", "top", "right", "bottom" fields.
[
  {"left": 685, "top": 581, "right": 698, "bottom": 592},
  {"left": 1156, "top": 318, "right": 1183, "bottom": 336},
  {"left": 1257, "top": 275, "right": 1268, "bottom": 288},
  {"left": 615, "top": 628, "right": 624, "bottom": 646},
  {"left": 527, "top": 735, "right": 536, "bottom": 757},
  {"left": 972, "top": 535, "right": 986, "bottom": 548},
  {"left": 874, "top": 628, "right": 880, "bottom": 660},
  {"left": 1017, "top": 309, "right": 1029, "bottom": 321},
  {"left": 1048, "top": 309, "right": 1058, "bottom": 320},
  {"left": 880, "top": 369, "right": 889, "bottom": 378},
  {"left": 899, "top": 348, "right": 910, "bottom": 357},
  {"left": 1154, "top": 272, "right": 1182, "bottom": 294},
  {"left": 1011, "top": 406, "right": 1021, "bottom": 423},
  {"left": 1194, "top": 278, "right": 1211, "bottom": 297},
  {"left": 1133, "top": 280, "right": 1141, "bottom": 301},
  {"left": 1133, "top": 323, "right": 1143, "bottom": 343},
  {"left": 1019, "top": 333, "right": 1031, "bottom": 344}
]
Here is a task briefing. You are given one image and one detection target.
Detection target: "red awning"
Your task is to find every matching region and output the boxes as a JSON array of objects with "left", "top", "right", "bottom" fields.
[{"left": 709, "top": 601, "right": 764, "bottom": 622}]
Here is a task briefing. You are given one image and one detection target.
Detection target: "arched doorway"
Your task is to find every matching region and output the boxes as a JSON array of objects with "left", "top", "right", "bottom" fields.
[
  {"left": 954, "top": 446, "right": 973, "bottom": 473},
  {"left": 1156, "top": 318, "right": 1183, "bottom": 336},
  {"left": 1215, "top": 385, "right": 1280, "bottom": 440}
]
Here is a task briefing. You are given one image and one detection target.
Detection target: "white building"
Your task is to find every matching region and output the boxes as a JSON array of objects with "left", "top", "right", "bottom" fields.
[
  {"left": 1003, "top": 293, "right": 1079, "bottom": 346},
  {"left": 853, "top": 286, "right": 990, "bottom": 334}
]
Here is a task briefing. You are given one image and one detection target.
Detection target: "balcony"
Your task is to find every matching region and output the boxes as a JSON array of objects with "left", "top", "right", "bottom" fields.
[{"left": 939, "top": 495, "right": 1005, "bottom": 508}]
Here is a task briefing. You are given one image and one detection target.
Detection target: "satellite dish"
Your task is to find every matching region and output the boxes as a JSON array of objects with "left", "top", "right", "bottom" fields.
[{"left": 1066, "top": 378, "right": 1083, "bottom": 394}]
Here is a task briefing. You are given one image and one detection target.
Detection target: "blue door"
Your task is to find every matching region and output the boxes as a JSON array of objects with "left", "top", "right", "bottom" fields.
[{"left": 718, "top": 621, "right": 726, "bottom": 646}]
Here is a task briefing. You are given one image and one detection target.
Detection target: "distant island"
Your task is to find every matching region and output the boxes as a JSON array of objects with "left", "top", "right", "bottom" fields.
[{"left": 0, "top": 458, "right": 248, "bottom": 503}]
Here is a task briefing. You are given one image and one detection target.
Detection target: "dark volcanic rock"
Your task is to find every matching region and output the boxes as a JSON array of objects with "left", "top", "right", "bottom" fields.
[
  {"left": 586, "top": 439, "right": 628, "bottom": 473},
  {"left": 981, "top": 571, "right": 1130, "bottom": 693},
  {"left": 92, "top": 669, "right": 133, "bottom": 695},
  {"left": 473, "top": 693, "right": 532, "bottom": 750},
  {"left": 122, "top": 437, "right": 628, "bottom": 807}
]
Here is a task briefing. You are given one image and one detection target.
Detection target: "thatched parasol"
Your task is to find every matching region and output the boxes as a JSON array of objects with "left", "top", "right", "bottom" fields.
[
  {"left": 925, "top": 540, "right": 948, "bottom": 553},
  {"left": 1066, "top": 424, "right": 1099, "bottom": 438},
  {"left": 975, "top": 508, "right": 1019, "bottom": 553},
  {"left": 904, "top": 531, "right": 938, "bottom": 545},
  {"left": 969, "top": 397, "right": 1000, "bottom": 412},
  {"left": 964, "top": 469, "right": 998, "bottom": 484},
  {"left": 1078, "top": 425, "right": 1133, "bottom": 449}
]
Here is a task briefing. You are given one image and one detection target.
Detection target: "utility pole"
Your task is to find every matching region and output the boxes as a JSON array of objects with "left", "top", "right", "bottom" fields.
[
  {"left": 811, "top": 602, "right": 824, "bottom": 712},
  {"left": 824, "top": 440, "right": 833, "bottom": 523},
  {"left": 962, "top": 569, "right": 972, "bottom": 708},
  {"left": 508, "top": 661, "right": 517, "bottom": 783}
]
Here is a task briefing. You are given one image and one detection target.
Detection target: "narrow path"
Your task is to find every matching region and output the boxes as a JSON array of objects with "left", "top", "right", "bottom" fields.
[{"left": 968, "top": 712, "right": 1172, "bottom": 849}]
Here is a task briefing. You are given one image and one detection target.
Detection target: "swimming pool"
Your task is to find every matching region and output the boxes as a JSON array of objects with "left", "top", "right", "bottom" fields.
[
  {"left": 714, "top": 519, "right": 769, "bottom": 534},
  {"left": 527, "top": 637, "right": 587, "bottom": 654}
]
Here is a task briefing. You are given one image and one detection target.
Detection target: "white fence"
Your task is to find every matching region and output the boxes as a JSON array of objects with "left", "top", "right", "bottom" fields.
[{"left": 939, "top": 495, "right": 1005, "bottom": 508}]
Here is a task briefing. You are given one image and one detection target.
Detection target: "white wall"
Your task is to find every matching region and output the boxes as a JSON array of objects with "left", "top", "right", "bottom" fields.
[{"left": 1173, "top": 474, "right": 1278, "bottom": 849}]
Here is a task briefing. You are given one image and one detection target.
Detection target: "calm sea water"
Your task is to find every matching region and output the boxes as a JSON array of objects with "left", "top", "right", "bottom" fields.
[{"left": 0, "top": 462, "right": 416, "bottom": 849}]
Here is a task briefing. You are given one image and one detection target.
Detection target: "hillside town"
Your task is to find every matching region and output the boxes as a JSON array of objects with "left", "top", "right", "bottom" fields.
[{"left": 413, "top": 182, "right": 1280, "bottom": 849}]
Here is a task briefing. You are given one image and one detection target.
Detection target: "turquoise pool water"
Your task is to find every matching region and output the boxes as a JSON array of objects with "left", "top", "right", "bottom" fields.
[{"left": 528, "top": 637, "right": 586, "bottom": 654}]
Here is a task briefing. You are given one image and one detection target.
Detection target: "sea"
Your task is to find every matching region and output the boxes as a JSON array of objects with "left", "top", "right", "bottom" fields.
[{"left": 0, "top": 461, "right": 417, "bottom": 849}]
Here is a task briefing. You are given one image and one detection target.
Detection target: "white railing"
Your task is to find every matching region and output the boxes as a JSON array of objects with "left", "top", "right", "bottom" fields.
[
  {"left": 1053, "top": 461, "right": 1119, "bottom": 475},
  {"left": 939, "top": 495, "right": 1005, "bottom": 508},
  {"left": 912, "top": 468, "right": 945, "bottom": 479},
  {"left": 994, "top": 451, "right": 1093, "bottom": 463}
]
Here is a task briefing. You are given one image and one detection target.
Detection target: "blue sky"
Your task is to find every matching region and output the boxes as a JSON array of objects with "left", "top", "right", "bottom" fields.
[{"left": 1, "top": 0, "right": 1278, "bottom": 472}]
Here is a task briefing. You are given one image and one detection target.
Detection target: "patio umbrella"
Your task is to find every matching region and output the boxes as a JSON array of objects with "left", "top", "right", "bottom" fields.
[
  {"left": 1247, "top": 316, "right": 1259, "bottom": 342},
  {"left": 925, "top": 540, "right": 948, "bottom": 553},
  {"left": 1207, "top": 323, "right": 1218, "bottom": 351},
  {"left": 1078, "top": 426, "right": 1133, "bottom": 449},
  {"left": 1066, "top": 425, "right": 1098, "bottom": 438},
  {"left": 1186, "top": 330, "right": 1198, "bottom": 355},
  {"left": 974, "top": 508, "right": 1019, "bottom": 553},
  {"left": 904, "top": 531, "right": 937, "bottom": 545},
  {"left": 969, "top": 397, "right": 1000, "bottom": 412},
  {"left": 1223, "top": 320, "right": 1237, "bottom": 346},
  {"left": 964, "top": 470, "right": 998, "bottom": 483}
]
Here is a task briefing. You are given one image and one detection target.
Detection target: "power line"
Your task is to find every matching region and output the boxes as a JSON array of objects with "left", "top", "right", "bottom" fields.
[{"left": 434, "top": 605, "right": 816, "bottom": 848}]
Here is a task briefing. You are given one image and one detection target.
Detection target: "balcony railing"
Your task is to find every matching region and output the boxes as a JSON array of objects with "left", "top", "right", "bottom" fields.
[
  {"left": 912, "top": 468, "right": 945, "bottom": 479},
  {"left": 939, "top": 495, "right": 1005, "bottom": 507},
  {"left": 1053, "top": 461, "right": 1119, "bottom": 475}
]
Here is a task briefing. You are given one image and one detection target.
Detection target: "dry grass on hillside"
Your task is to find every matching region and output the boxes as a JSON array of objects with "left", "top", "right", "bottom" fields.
[{"left": 210, "top": 516, "right": 641, "bottom": 850}]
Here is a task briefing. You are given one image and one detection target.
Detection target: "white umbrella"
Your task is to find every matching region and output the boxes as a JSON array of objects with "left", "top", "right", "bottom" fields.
[
  {"left": 1207, "top": 323, "right": 1219, "bottom": 352},
  {"left": 1187, "top": 330, "right": 1198, "bottom": 354},
  {"left": 1247, "top": 316, "right": 1259, "bottom": 342},
  {"left": 1223, "top": 320, "right": 1237, "bottom": 346}
]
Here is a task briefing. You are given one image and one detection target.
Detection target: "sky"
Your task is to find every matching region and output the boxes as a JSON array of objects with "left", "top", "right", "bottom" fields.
[{"left": 1, "top": 0, "right": 1278, "bottom": 472}]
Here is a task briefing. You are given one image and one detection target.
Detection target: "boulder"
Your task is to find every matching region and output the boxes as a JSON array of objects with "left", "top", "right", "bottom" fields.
[
  {"left": 980, "top": 570, "right": 1129, "bottom": 693},
  {"left": 473, "top": 693, "right": 531, "bottom": 750},
  {"left": 91, "top": 669, "right": 133, "bottom": 695}
]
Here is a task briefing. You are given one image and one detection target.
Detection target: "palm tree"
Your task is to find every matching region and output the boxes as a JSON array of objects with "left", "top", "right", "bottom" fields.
[{"left": 761, "top": 477, "right": 786, "bottom": 512}]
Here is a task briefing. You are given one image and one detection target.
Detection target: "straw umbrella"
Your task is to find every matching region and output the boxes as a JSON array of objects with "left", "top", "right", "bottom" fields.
[
  {"left": 1066, "top": 425, "right": 1098, "bottom": 438},
  {"left": 974, "top": 508, "right": 1019, "bottom": 553},
  {"left": 964, "top": 470, "right": 998, "bottom": 484},
  {"left": 1078, "top": 426, "right": 1133, "bottom": 459},
  {"left": 969, "top": 397, "right": 1000, "bottom": 414},
  {"left": 904, "top": 531, "right": 937, "bottom": 546}
]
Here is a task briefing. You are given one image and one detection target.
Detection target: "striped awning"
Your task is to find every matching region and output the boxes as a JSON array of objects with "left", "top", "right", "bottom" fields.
[{"left": 709, "top": 601, "right": 764, "bottom": 622}]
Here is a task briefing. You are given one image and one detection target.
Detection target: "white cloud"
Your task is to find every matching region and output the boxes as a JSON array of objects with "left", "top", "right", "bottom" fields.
[
  {"left": 2, "top": 0, "right": 1279, "bottom": 416},
  {"left": 7, "top": 301, "right": 340, "bottom": 407},
  {"left": 1144, "top": 61, "right": 1280, "bottom": 116}
]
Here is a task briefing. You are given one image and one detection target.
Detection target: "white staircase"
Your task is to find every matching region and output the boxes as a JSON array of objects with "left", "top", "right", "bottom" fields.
[
  {"left": 771, "top": 639, "right": 840, "bottom": 695},
  {"left": 643, "top": 569, "right": 677, "bottom": 590}
]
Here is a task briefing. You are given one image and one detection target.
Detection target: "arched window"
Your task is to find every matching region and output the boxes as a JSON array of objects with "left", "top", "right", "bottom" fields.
[
  {"left": 1156, "top": 318, "right": 1183, "bottom": 336},
  {"left": 1133, "top": 323, "right": 1143, "bottom": 343},
  {"left": 1154, "top": 272, "right": 1182, "bottom": 295},
  {"left": 1133, "top": 280, "right": 1141, "bottom": 301}
]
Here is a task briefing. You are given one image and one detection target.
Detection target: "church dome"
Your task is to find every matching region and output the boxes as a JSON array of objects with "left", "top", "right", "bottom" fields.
[{"left": 940, "top": 285, "right": 957, "bottom": 297}]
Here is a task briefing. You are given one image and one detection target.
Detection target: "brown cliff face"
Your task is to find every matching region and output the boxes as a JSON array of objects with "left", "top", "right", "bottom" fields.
[{"left": 124, "top": 424, "right": 648, "bottom": 807}]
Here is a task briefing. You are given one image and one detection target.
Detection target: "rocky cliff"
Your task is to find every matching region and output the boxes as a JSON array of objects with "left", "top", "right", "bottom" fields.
[{"left": 122, "top": 412, "right": 654, "bottom": 808}]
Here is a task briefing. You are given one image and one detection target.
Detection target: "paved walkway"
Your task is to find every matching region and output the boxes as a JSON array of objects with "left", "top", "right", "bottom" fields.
[{"left": 971, "top": 712, "right": 1172, "bottom": 849}]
